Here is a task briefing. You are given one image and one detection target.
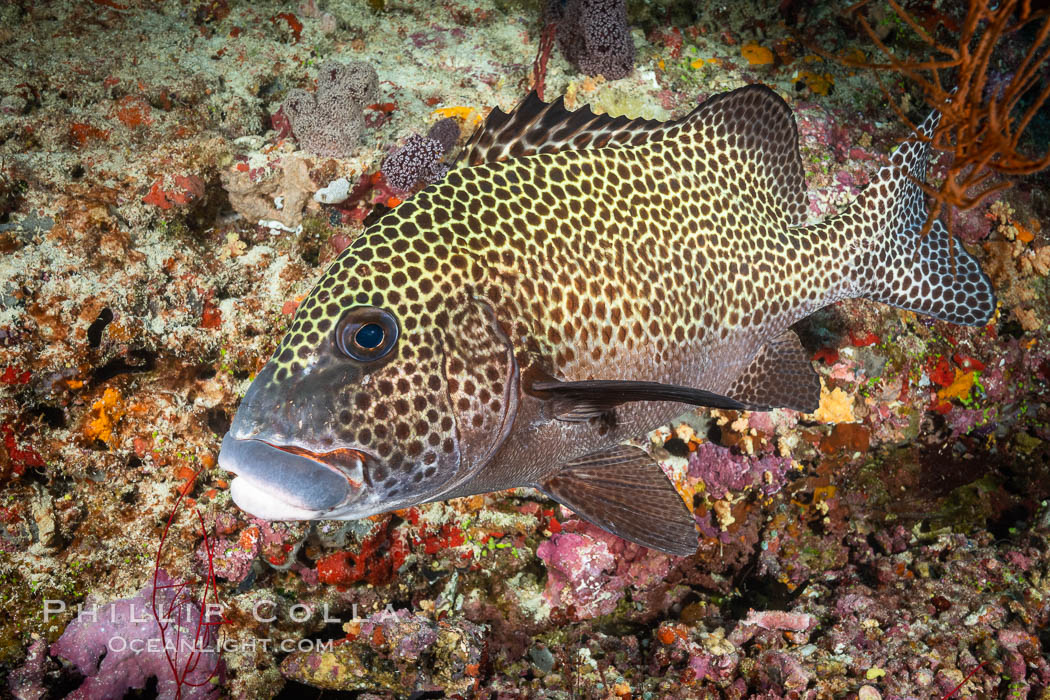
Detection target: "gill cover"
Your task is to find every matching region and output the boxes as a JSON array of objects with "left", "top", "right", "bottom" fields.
[{"left": 433, "top": 297, "right": 520, "bottom": 497}]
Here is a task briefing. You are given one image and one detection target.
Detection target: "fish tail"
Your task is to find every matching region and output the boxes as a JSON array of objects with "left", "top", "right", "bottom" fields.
[{"left": 851, "top": 110, "right": 996, "bottom": 326}]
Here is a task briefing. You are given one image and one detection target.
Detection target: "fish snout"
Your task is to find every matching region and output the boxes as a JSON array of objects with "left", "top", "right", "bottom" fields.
[{"left": 218, "top": 433, "right": 365, "bottom": 520}]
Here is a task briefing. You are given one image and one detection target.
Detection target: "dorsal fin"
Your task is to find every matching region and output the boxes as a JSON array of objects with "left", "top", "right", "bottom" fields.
[
  {"left": 458, "top": 86, "right": 810, "bottom": 228},
  {"left": 458, "top": 90, "right": 664, "bottom": 167},
  {"left": 683, "top": 85, "right": 810, "bottom": 228}
]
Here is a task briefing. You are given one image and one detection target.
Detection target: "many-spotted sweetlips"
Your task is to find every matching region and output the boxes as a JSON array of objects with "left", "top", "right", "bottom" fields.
[{"left": 219, "top": 86, "right": 995, "bottom": 555}]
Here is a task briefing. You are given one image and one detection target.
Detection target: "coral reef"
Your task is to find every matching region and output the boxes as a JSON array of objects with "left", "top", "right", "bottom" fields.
[
  {"left": 537, "top": 520, "right": 672, "bottom": 620},
  {"left": 280, "top": 608, "right": 486, "bottom": 694},
  {"left": 548, "top": 0, "right": 636, "bottom": 80},
  {"left": 281, "top": 60, "right": 378, "bottom": 158},
  {"left": 380, "top": 118, "right": 461, "bottom": 194},
  {"left": 0, "top": 0, "right": 1048, "bottom": 697}
]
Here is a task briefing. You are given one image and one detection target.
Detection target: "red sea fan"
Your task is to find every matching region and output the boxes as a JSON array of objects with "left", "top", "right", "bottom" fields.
[{"left": 843, "top": 0, "right": 1050, "bottom": 235}]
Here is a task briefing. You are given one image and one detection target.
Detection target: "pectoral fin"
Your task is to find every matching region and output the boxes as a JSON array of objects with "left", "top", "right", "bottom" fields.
[
  {"left": 539, "top": 444, "right": 699, "bottom": 556},
  {"left": 728, "top": 330, "right": 820, "bottom": 412},
  {"left": 532, "top": 378, "right": 748, "bottom": 422}
]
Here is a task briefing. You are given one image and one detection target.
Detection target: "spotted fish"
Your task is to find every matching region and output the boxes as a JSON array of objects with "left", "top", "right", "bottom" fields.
[{"left": 218, "top": 86, "right": 996, "bottom": 555}]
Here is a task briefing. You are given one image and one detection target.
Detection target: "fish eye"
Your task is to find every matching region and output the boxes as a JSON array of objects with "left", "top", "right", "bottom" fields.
[
  {"left": 335, "top": 307, "right": 399, "bottom": 362},
  {"left": 355, "top": 323, "right": 384, "bottom": 348}
]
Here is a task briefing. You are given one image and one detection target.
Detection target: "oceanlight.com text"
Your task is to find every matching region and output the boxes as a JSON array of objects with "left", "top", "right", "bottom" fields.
[{"left": 104, "top": 636, "right": 334, "bottom": 654}]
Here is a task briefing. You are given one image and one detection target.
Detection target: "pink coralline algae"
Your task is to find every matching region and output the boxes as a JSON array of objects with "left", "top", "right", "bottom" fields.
[
  {"left": 282, "top": 60, "right": 378, "bottom": 157},
  {"left": 728, "top": 610, "right": 816, "bottom": 646},
  {"left": 689, "top": 442, "right": 794, "bottom": 499},
  {"left": 548, "top": 0, "right": 635, "bottom": 80},
  {"left": 650, "top": 623, "right": 741, "bottom": 684},
  {"left": 753, "top": 651, "right": 812, "bottom": 692},
  {"left": 199, "top": 516, "right": 307, "bottom": 581},
  {"left": 197, "top": 520, "right": 257, "bottom": 584},
  {"left": 945, "top": 406, "right": 993, "bottom": 437},
  {"left": 954, "top": 202, "right": 995, "bottom": 242},
  {"left": 537, "top": 519, "right": 672, "bottom": 619},
  {"left": 359, "top": 609, "right": 439, "bottom": 660},
  {"left": 50, "top": 570, "right": 224, "bottom": 700},
  {"left": 7, "top": 636, "right": 49, "bottom": 700}
]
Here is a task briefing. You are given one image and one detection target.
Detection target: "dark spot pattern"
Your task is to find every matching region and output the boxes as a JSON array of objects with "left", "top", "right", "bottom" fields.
[{"left": 260, "top": 85, "right": 995, "bottom": 502}]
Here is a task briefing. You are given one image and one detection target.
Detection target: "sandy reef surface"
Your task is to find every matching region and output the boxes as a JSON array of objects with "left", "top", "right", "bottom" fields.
[{"left": 1, "top": 0, "right": 1049, "bottom": 698}]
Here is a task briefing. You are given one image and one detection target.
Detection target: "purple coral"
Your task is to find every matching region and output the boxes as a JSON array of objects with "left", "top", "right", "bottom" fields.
[
  {"left": 426, "top": 117, "right": 461, "bottom": 153},
  {"left": 382, "top": 134, "right": 450, "bottom": 194},
  {"left": 8, "top": 636, "right": 50, "bottom": 700},
  {"left": 547, "top": 0, "right": 635, "bottom": 80},
  {"left": 379, "top": 118, "right": 459, "bottom": 194},
  {"left": 282, "top": 60, "right": 378, "bottom": 157},
  {"left": 50, "top": 570, "right": 224, "bottom": 700}
]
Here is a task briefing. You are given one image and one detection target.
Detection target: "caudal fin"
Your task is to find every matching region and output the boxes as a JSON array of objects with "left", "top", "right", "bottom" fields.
[{"left": 853, "top": 110, "right": 997, "bottom": 326}]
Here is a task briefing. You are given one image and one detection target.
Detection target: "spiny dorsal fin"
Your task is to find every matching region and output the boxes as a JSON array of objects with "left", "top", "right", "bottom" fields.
[
  {"left": 540, "top": 444, "right": 698, "bottom": 556},
  {"left": 460, "top": 86, "right": 810, "bottom": 230},
  {"left": 458, "top": 90, "right": 664, "bottom": 167},
  {"left": 728, "top": 330, "right": 820, "bottom": 412}
]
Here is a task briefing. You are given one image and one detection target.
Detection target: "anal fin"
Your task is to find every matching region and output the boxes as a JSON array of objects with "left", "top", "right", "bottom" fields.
[
  {"left": 539, "top": 444, "right": 698, "bottom": 556},
  {"left": 729, "top": 330, "right": 820, "bottom": 412}
]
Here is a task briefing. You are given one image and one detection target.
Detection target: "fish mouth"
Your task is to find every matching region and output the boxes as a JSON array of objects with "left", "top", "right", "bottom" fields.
[{"left": 218, "top": 433, "right": 372, "bottom": 520}]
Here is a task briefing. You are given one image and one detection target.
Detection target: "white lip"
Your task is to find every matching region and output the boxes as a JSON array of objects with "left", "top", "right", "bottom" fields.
[
  {"left": 230, "top": 477, "right": 324, "bottom": 520},
  {"left": 217, "top": 433, "right": 354, "bottom": 511}
]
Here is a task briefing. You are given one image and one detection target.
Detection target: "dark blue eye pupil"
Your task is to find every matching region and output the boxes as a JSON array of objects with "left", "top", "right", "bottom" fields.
[
  {"left": 354, "top": 323, "right": 384, "bottom": 349},
  {"left": 336, "top": 308, "right": 398, "bottom": 361}
]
